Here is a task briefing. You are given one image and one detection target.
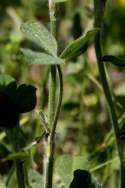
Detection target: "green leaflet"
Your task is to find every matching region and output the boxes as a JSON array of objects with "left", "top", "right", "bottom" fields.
[
  {"left": 55, "top": 155, "right": 101, "bottom": 188},
  {"left": 60, "top": 28, "right": 99, "bottom": 60},
  {"left": 21, "top": 21, "right": 57, "bottom": 56},
  {"left": 29, "top": 169, "right": 44, "bottom": 188},
  {"left": 21, "top": 48, "right": 64, "bottom": 65},
  {"left": 55, "top": 155, "right": 88, "bottom": 187}
]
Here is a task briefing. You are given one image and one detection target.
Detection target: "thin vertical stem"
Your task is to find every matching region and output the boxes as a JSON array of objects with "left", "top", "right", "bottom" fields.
[
  {"left": 94, "top": 32, "right": 120, "bottom": 141},
  {"left": 93, "top": 0, "right": 122, "bottom": 184},
  {"left": 45, "top": 1, "right": 63, "bottom": 188},
  {"left": 45, "top": 65, "right": 56, "bottom": 188},
  {"left": 49, "top": 0, "right": 56, "bottom": 36},
  {"left": 16, "top": 161, "right": 26, "bottom": 188},
  {"left": 45, "top": 66, "right": 63, "bottom": 188},
  {"left": 6, "top": 125, "right": 26, "bottom": 188},
  {"left": 48, "top": 0, "right": 57, "bottom": 129},
  {"left": 48, "top": 66, "right": 57, "bottom": 128},
  {"left": 49, "top": 66, "right": 63, "bottom": 173},
  {"left": 48, "top": 0, "right": 57, "bottom": 128},
  {"left": 121, "top": 164, "right": 125, "bottom": 187}
]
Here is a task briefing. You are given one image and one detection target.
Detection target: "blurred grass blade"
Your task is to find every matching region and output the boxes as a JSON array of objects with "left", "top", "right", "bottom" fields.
[
  {"left": 21, "top": 49, "right": 64, "bottom": 65},
  {"left": 54, "top": 0, "right": 68, "bottom": 3},
  {"left": 90, "top": 157, "right": 118, "bottom": 172},
  {"left": 60, "top": 28, "right": 99, "bottom": 60},
  {"left": 2, "top": 152, "right": 28, "bottom": 161},
  {"left": 21, "top": 21, "right": 57, "bottom": 56},
  {"left": 100, "top": 55, "right": 125, "bottom": 67}
]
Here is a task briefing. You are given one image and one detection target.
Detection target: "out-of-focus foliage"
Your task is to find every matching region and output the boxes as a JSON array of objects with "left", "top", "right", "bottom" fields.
[{"left": 0, "top": 0, "right": 125, "bottom": 188}]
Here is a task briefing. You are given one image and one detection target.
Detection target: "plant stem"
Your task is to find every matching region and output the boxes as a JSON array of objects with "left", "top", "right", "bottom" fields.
[
  {"left": 16, "top": 160, "right": 26, "bottom": 188},
  {"left": 49, "top": 0, "right": 56, "bottom": 36},
  {"left": 45, "top": 1, "right": 63, "bottom": 188},
  {"left": 121, "top": 164, "right": 125, "bottom": 187},
  {"left": 45, "top": 65, "right": 56, "bottom": 188},
  {"left": 52, "top": 65, "right": 63, "bottom": 131},
  {"left": 94, "top": 32, "right": 120, "bottom": 142},
  {"left": 93, "top": 0, "right": 123, "bottom": 185},
  {"left": 48, "top": 0, "right": 57, "bottom": 129},
  {"left": 6, "top": 125, "right": 26, "bottom": 188},
  {"left": 45, "top": 66, "right": 63, "bottom": 188},
  {"left": 48, "top": 0, "right": 57, "bottom": 132},
  {"left": 48, "top": 66, "right": 57, "bottom": 128}
]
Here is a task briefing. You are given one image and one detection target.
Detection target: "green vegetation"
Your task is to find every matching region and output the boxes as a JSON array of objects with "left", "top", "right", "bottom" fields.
[{"left": 1, "top": 0, "right": 125, "bottom": 188}]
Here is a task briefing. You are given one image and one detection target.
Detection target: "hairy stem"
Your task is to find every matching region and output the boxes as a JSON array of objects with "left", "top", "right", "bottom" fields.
[
  {"left": 45, "top": 65, "right": 56, "bottom": 188},
  {"left": 45, "top": 66, "right": 63, "bottom": 188},
  {"left": 48, "top": 0, "right": 57, "bottom": 130},
  {"left": 45, "top": 1, "right": 63, "bottom": 188}
]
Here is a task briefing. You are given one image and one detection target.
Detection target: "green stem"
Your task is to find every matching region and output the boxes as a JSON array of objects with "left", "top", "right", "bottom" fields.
[
  {"left": 45, "top": 66, "right": 63, "bottom": 188},
  {"left": 94, "top": 0, "right": 122, "bottom": 180},
  {"left": 48, "top": 0, "right": 57, "bottom": 128},
  {"left": 49, "top": 0, "right": 56, "bottom": 36},
  {"left": 121, "top": 164, "right": 125, "bottom": 187},
  {"left": 45, "top": 65, "right": 56, "bottom": 188},
  {"left": 48, "top": 0, "right": 57, "bottom": 132},
  {"left": 51, "top": 65, "right": 63, "bottom": 131},
  {"left": 48, "top": 66, "right": 57, "bottom": 128},
  {"left": 94, "top": 32, "right": 120, "bottom": 141},
  {"left": 16, "top": 160, "right": 26, "bottom": 188},
  {"left": 6, "top": 125, "right": 26, "bottom": 188},
  {"left": 45, "top": 1, "right": 63, "bottom": 188}
]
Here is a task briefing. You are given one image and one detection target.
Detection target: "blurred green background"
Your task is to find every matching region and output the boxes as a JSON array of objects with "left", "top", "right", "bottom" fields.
[{"left": 0, "top": 0, "right": 125, "bottom": 187}]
